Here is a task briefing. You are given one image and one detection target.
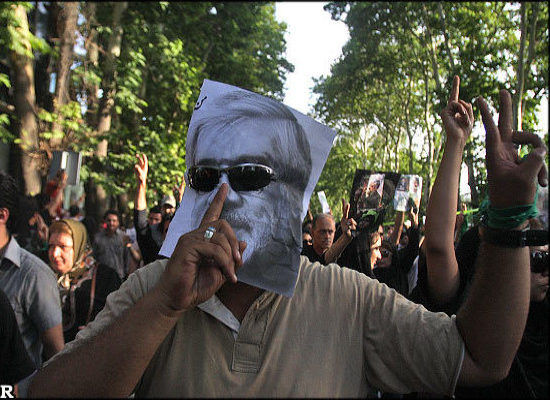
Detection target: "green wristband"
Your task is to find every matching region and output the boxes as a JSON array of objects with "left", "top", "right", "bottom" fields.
[{"left": 478, "top": 187, "right": 539, "bottom": 229}]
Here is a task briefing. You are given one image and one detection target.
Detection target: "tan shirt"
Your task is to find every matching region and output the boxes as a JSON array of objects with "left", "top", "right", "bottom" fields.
[{"left": 52, "top": 256, "right": 464, "bottom": 397}]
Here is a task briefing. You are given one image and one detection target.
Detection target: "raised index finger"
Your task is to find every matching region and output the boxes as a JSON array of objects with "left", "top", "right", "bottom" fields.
[
  {"left": 199, "top": 183, "right": 228, "bottom": 228},
  {"left": 448, "top": 75, "right": 460, "bottom": 106}
]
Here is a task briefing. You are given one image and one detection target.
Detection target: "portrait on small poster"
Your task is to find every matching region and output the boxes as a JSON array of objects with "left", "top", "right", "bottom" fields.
[
  {"left": 393, "top": 174, "right": 423, "bottom": 212},
  {"left": 349, "top": 170, "right": 400, "bottom": 233}
]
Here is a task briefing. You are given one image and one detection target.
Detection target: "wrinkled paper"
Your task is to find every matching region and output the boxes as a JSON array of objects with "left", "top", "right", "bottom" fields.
[{"left": 160, "top": 79, "right": 336, "bottom": 297}]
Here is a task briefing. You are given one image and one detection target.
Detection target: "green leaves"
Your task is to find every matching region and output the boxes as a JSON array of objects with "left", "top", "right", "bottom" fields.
[
  {"left": 314, "top": 2, "right": 548, "bottom": 216},
  {"left": 1, "top": 2, "right": 291, "bottom": 206},
  {"left": 0, "top": 73, "right": 11, "bottom": 88}
]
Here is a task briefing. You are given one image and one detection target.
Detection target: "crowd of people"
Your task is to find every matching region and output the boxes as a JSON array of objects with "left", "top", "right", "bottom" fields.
[
  {"left": 0, "top": 154, "right": 181, "bottom": 396},
  {"left": 0, "top": 76, "right": 547, "bottom": 398}
]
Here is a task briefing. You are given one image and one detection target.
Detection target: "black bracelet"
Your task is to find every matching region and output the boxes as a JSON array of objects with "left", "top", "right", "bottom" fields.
[{"left": 480, "top": 226, "right": 548, "bottom": 248}]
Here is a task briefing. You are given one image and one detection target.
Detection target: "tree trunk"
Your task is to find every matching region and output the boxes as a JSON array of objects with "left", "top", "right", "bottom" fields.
[
  {"left": 421, "top": 4, "right": 442, "bottom": 96},
  {"left": 437, "top": 3, "right": 456, "bottom": 75},
  {"left": 404, "top": 78, "right": 414, "bottom": 174},
  {"left": 10, "top": 4, "right": 42, "bottom": 195},
  {"left": 95, "top": 1, "right": 128, "bottom": 158},
  {"left": 32, "top": 0, "right": 54, "bottom": 112},
  {"left": 85, "top": 2, "right": 128, "bottom": 222},
  {"left": 513, "top": 3, "right": 527, "bottom": 131},
  {"left": 394, "top": 119, "right": 401, "bottom": 172},
  {"left": 83, "top": 2, "right": 99, "bottom": 127},
  {"left": 513, "top": 2, "right": 539, "bottom": 132},
  {"left": 84, "top": 177, "right": 105, "bottom": 225},
  {"left": 117, "top": 192, "right": 131, "bottom": 228},
  {"left": 50, "top": 2, "right": 79, "bottom": 149},
  {"left": 464, "top": 149, "right": 479, "bottom": 206},
  {"left": 423, "top": 64, "right": 434, "bottom": 201}
]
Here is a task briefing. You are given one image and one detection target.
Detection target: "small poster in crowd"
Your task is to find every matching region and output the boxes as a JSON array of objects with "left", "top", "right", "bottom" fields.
[
  {"left": 349, "top": 169, "right": 400, "bottom": 233},
  {"left": 317, "top": 191, "right": 331, "bottom": 214},
  {"left": 393, "top": 174, "right": 423, "bottom": 212}
]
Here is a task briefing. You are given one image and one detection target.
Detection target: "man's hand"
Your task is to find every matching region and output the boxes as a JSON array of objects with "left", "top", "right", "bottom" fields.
[
  {"left": 156, "top": 183, "right": 246, "bottom": 313},
  {"left": 35, "top": 212, "right": 49, "bottom": 242},
  {"left": 441, "top": 76, "right": 474, "bottom": 146},
  {"left": 407, "top": 204, "right": 419, "bottom": 228},
  {"left": 134, "top": 153, "right": 149, "bottom": 186},
  {"left": 340, "top": 198, "right": 357, "bottom": 238},
  {"left": 59, "top": 171, "right": 68, "bottom": 188},
  {"left": 476, "top": 90, "right": 548, "bottom": 209},
  {"left": 122, "top": 234, "right": 132, "bottom": 247},
  {"left": 173, "top": 175, "right": 186, "bottom": 203}
]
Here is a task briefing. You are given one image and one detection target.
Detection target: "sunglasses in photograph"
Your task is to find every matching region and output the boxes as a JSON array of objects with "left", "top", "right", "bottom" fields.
[
  {"left": 530, "top": 250, "right": 548, "bottom": 274},
  {"left": 188, "top": 163, "right": 276, "bottom": 192}
]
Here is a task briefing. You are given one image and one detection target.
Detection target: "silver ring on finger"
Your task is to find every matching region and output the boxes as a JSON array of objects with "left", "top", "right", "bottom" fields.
[{"left": 204, "top": 226, "right": 216, "bottom": 242}]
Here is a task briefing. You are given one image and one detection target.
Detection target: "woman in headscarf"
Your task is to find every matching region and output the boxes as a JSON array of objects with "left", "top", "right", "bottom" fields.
[{"left": 47, "top": 219, "right": 121, "bottom": 343}]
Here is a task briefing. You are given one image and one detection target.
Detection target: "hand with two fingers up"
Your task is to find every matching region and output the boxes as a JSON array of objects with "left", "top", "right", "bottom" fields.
[
  {"left": 476, "top": 91, "right": 548, "bottom": 210},
  {"left": 156, "top": 183, "right": 247, "bottom": 313},
  {"left": 134, "top": 153, "right": 149, "bottom": 186}
]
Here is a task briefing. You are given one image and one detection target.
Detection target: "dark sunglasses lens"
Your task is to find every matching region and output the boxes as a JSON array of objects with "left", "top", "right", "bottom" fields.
[
  {"left": 531, "top": 252, "right": 548, "bottom": 273},
  {"left": 189, "top": 167, "right": 220, "bottom": 192},
  {"left": 228, "top": 165, "right": 273, "bottom": 191}
]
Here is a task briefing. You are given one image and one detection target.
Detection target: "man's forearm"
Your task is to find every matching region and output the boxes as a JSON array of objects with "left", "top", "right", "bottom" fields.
[
  {"left": 128, "top": 245, "right": 141, "bottom": 262},
  {"left": 29, "top": 287, "right": 182, "bottom": 397},
  {"left": 324, "top": 234, "right": 352, "bottom": 264},
  {"left": 389, "top": 211, "right": 404, "bottom": 245},
  {"left": 425, "top": 138, "right": 464, "bottom": 304},
  {"left": 456, "top": 239, "right": 530, "bottom": 385},
  {"left": 40, "top": 324, "right": 64, "bottom": 361},
  {"left": 136, "top": 182, "right": 147, "bottom": 211}
]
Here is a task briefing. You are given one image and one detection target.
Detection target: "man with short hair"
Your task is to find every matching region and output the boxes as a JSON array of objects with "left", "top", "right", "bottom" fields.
[
  {"left": 147, "top": 205, "right": 163, "bottom": 226},
  {"left": 93, "top": 210, "right": 137, "bottom": 280},
  {"left": 133, "top": 154, "right": 165, "bottom": 265},
  {"left": 68, "top": 205, "right": 82, "bottom": 221},
  {"left": 301, "top": 202, "right": 357, "bottom": 265},
  {"left": 0, "top": 172, "right": 64, "bottom": 373},
  {"left": 29, "top": 79, "right": 548, "bottom": 398}
]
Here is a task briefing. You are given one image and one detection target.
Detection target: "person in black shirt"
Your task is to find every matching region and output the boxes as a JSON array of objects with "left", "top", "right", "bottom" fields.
[
  {"left": 133, "top": 154, "right": 164, "bottom": 265},
  {"left": 0, "top": 288, "right": 35, "bottom": 387},
  {"left": 374, "top": 209, "right": 420, "bottom": 296},
  {"left": 301, "top": 199, "right": 357, "bottom": 265}
]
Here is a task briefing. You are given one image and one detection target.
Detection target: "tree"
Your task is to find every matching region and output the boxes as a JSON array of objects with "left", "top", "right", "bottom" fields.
[
  {"left": 2, "top": 3, "right": 50, "bottom": 195},
  {"left": 313, "top": 2, "right": 548, "bottom": 218},
  {"left": 49, "top": 2, "right": 79, "bottom": 149},
  {"left": 1, "top": 2, "right": 294, "bottom": 220}
]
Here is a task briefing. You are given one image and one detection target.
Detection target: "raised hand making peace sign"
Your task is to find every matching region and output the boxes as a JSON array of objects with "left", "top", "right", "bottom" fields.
[{"left": 476, "top": 91, "right": 547, "bottom": 209}]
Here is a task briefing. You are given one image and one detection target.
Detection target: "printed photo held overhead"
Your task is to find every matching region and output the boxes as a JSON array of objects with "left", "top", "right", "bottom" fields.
[{"left": 393, "top": 174, "right": 423, "bottom": 212}]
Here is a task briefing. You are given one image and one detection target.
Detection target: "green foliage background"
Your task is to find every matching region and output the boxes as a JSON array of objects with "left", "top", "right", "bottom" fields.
[{"left": 0, "top": 2, "right": 547, "bottom": 221}]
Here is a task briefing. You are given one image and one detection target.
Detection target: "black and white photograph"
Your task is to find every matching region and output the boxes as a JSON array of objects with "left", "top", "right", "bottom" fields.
[{"left": 160, "top": 80, "right": 336, "bottom": 297}]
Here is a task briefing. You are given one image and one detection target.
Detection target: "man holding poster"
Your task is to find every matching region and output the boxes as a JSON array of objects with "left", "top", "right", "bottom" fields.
[{"left": 30, "top": 77, "right": 548, "bottom": 398}]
